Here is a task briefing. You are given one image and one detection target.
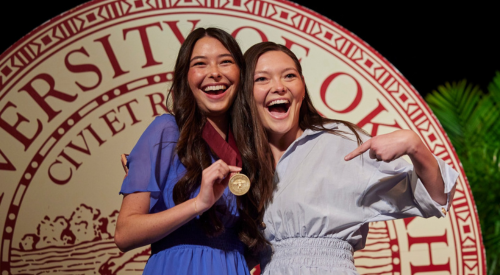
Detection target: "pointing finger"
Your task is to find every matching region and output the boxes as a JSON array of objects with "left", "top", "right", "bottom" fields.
[{"left": 344, "top": 140, "right": 371, "bottom": 161}]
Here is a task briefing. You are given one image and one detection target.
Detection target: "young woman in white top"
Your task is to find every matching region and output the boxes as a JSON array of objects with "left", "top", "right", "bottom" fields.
[{"left": 243, "top": 42, "right": 458, "bottom": 275}]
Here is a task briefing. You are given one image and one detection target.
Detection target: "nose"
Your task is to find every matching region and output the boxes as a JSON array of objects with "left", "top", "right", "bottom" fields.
[
  {"left": 209, "top": 65, "right": 222, "bottom": 79},
  {"left": 272, "top": 78, "right": 285, "bottom": 94}
]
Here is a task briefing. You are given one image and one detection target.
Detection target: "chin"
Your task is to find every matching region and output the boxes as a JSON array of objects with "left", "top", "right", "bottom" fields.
[
  {"left": 205, "top": 106, "right": 231, "bottom": 117},
  {"left": 267, "top": 125, "right": 293, "bottom": 136}
]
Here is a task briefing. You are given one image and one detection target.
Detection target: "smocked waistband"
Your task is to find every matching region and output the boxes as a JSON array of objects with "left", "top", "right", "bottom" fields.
[{"left": 262, "top": 238, "right": 356, "bottom": 272}]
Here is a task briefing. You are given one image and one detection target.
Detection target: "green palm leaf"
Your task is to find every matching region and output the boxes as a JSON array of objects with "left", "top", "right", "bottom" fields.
[
  {"left": 425, "top": 73, "right": 500, "bottom": 275},
  {"left": 425, "top": 80, "right": 484, "bottom": 155}
]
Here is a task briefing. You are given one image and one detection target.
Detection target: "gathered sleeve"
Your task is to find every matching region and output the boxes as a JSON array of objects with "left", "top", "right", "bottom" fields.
[
  {"left": 362, "top": 153, "right": 459, "bottom": 222},
  {"left": 120, "top": 115, "right": 180, "bottom": 210}
]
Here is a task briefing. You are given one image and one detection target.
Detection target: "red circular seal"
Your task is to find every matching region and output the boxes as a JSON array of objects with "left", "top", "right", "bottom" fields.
[{"left": 0, "top": 0, "right": 485, "bottom": 274}]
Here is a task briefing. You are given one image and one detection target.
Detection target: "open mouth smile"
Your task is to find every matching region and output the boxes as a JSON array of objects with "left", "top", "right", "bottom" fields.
[
  {"left": 203, "top": 84, "right": 228, "bottom": 95},
  {"left": 266, "top": 99, "right": 290, "bottom": 118}
]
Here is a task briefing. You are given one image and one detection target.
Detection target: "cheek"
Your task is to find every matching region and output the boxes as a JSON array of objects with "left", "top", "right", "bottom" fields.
[
  {"left": 187, "top": 70, "right": 201, "bottom": 88},
  {"left": 253, "top": 88, "right": 266, "bottom": 105},
  {"left": 221, "top": 65, "right": 240, "bottom": 83},
  {"left": 230, "top": 68, "right": 241, "bottom": 83},
  {"left": 296, "top": 84, "right": 306, "bottom": 99},
  {"left": 255, "top": 98, "right": 269, "bottom": 122}
]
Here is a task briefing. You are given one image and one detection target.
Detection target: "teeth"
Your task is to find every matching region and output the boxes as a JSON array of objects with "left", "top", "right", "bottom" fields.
[
  {"left": 268, "top": 99, "right": 289, "bottom": 106},
  {"left": 204, "top": 85, "right": 226, "bottom": 92}
]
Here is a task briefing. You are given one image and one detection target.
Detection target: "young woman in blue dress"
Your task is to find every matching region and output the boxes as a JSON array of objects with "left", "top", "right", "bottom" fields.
[
  {"left": 114, "top": 28, "right": 274, "bottom": 274},
  {"left": 243, "top": 42, "right": 458, "bottom": 275}
]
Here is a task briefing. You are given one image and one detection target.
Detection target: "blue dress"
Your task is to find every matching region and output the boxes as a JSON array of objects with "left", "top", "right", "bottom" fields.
[{"left": 120, "top": 114, "right": 250, "bottom": 275}]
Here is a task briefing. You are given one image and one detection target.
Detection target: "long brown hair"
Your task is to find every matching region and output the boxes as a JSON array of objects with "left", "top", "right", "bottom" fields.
[
  {"left": 167, "top": 28, "right": 274, "bottom": 253},
  {"left": 243, "top": 41, "right": 367, "bottom": 145}
]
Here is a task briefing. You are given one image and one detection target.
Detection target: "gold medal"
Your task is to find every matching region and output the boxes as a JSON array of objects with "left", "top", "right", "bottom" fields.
[{"left": 228, "top": 173, "right": 250, "bottom": 196}]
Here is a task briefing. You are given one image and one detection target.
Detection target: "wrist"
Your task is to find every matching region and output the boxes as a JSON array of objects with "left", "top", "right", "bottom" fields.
[
  {"left": 193, "top": 197, "right": 204, "bottom": 216},
  {"left": 405, "top": 130, "right": 421, "bottom": 156},
  {"left": 193, "top": 196, "right": 210, "bottom": 215}
]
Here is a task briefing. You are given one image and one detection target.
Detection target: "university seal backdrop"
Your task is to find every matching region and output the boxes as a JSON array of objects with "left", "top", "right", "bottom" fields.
[{"left": 0, "top": 0, "right": 484, "bottom": 274}]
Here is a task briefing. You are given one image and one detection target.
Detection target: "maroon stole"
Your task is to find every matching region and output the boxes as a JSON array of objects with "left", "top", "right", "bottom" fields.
[{"left": 201, "top": 121, "right": 242, "bottom": 168}]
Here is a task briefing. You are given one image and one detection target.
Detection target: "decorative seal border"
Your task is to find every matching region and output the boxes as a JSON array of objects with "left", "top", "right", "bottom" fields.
[{"left": 0, "top": 0, "right": 484, "bottom": 274}]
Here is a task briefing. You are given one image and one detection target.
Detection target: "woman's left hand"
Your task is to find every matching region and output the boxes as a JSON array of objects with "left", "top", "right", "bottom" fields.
[{"left": 344, "top": 129, "right": 421, "bottom": 162}]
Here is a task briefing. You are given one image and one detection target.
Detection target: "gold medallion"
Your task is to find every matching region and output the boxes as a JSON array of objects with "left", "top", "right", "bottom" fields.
[{"left": 228, "top": 173, "right": 251, "bottom": 196}]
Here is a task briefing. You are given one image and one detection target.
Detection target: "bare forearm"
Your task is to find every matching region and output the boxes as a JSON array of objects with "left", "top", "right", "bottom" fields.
[
  {"left": 114, "top": 196, "right": 200, "bottom": 252},
  {"left": 408, "top": 140, "right": 447, "bottom": 205},
  {"left": 114, "top": 160, "right": 239, "bottom": 252}
]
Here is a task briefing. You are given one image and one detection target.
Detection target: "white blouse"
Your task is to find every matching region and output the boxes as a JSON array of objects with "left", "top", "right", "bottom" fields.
[{"left": 260, "top": 123, "right": 458, "bottom": 275}]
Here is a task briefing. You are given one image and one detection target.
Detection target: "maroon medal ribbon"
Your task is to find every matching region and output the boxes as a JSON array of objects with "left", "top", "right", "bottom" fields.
[
  {"left": 201, "top": 121, "right": 242, "bottom": 168},
  {"left": 202, "top": 121, "right": 250, "bottom": 196}
]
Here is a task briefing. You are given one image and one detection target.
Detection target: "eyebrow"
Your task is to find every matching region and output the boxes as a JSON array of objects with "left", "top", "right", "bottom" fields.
[
  {"left": 190, "top": 53, "right": 233, "bottom": 63},
  {"left": 283, "top": 67, "right": 298, "bottom": 72},
  {"left": 254, "top": 67, "right": 298, "bottom": 74}
]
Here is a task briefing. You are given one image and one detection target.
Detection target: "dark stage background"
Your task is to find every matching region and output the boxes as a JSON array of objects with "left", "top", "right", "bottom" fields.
[{"left": 1, "top": 1, "right": 498, "bottom": 97}]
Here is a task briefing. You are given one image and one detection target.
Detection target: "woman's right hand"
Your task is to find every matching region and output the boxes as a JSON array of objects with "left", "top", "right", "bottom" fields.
[
  {"left": 115, "top": 159, "right": 241, "bottom": 252},
  {"left": 196, "top": 160, "right": 242, "bottom": 213}
]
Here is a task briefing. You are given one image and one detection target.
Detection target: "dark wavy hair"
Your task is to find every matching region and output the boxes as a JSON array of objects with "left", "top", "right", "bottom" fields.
[
  {"left": 243, "top": 41, "right": 366, "bottom": 146},
  {"left": 167, "top": 28, "right": 274, "bottom": 253}
]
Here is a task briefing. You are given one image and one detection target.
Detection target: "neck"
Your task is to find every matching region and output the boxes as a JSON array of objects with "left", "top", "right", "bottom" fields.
[
  {"left": 268, "top": 126, "right": 304, "bottom": 166},
  {"left": 207, "top": 115, "right": 229, "bottom": 140}
]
